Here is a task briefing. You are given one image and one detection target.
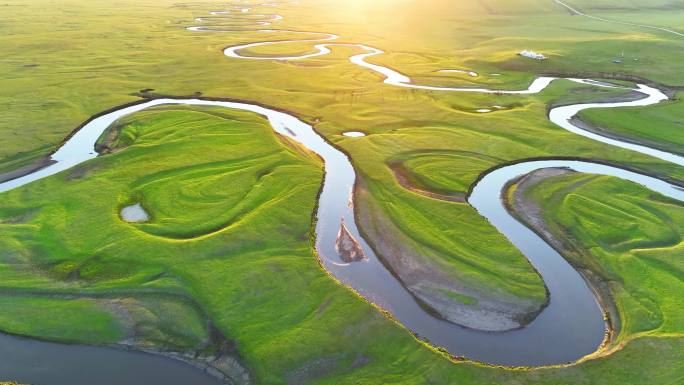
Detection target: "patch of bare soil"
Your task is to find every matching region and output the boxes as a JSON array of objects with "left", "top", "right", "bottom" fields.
[{"left": 0, "top": 157, "right": 54, "bottom": 184}]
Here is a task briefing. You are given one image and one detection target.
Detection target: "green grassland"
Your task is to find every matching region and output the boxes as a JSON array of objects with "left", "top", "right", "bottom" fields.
[
  {"left": 345, "top": 79, "right": 682, "bottom": 316},
  {"left": 578, "top": 94, "right": 684, "bottom": 156},
  {"left": 395, "top": 151, "right": 501, "bottom": 195},
  {"left": 1, "top": 101, "right": 682, "bottom": 385},
  {"left": 509, "top": 171, "right": 684, "bottom": 378},
  {"left": 0, "top": 296, "right": 125, "bottom": 344},
  {"left": 560, "top": 0, "right": 684, "bottom": 33},
  {"left": 2, "top": 0, "right": 684, "bottom": 174},
  {"left": 1, "top": 0, "right": 684, "bottom": 383}
]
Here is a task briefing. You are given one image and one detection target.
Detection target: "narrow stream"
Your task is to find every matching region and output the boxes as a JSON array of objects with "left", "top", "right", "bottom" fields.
[{"left": 1, "top": 1, "right": 683, "bottom": 383}]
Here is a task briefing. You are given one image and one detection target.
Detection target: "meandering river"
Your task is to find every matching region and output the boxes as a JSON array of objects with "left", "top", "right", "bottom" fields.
[{"left": 1, "top": 1, "right": 683, "bottom": 383}]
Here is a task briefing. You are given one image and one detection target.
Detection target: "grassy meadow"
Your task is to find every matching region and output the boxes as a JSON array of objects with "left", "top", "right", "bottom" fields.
[
  {"left": 2, "top": 97, "right": 683, "bottom": 385},
  {"left": 579, "top": 94, "right": 684, "bottom": 155},
  {"left": 509, "top": 171, "right": 684, "bottom": 382},
  {"left": 1, "top": 0, "right": 684, "bottom": 383}
]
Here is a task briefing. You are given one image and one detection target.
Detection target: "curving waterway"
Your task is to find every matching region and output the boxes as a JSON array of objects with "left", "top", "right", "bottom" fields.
[{"left": 2, "top": 1, "right": 684, "bottom": 383}]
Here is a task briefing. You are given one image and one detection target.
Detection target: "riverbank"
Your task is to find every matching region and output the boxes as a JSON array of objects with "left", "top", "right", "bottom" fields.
[
  {"left": 355, "top": 175, "right": 547, "bottom": 332},
  {"left": 576, "top": 94, "right": 684, "bottom": 158},
  {"left": 0, "top": 288, "right": 250, "bottom": 385},
  {"left": 503, "top": 167, "right": 684, "bottom": 364},
  {"left": 504, "top": 168, "right": 619, "bottom": 349}
]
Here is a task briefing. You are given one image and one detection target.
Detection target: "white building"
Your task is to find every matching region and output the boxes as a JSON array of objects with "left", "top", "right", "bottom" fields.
[{"left": 519, "top": 50, "right": 547, "bottom": 60}]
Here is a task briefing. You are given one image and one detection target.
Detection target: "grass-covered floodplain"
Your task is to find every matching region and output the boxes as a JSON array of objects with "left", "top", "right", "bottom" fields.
[
  {"left": 2, "top": 104, "right": 683, "bottom": 384},
  {"left": 509, "top": 171, "right": 684, "bottom": 381},
  {"left": 578, "top": 94, "right": 684, "bottom": 156},
  {"left": 1, "top": 0, "right": 684, "bottom": 383},
  {"left": 0, "top": 107, "right": 329, "bottom": 376}
]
